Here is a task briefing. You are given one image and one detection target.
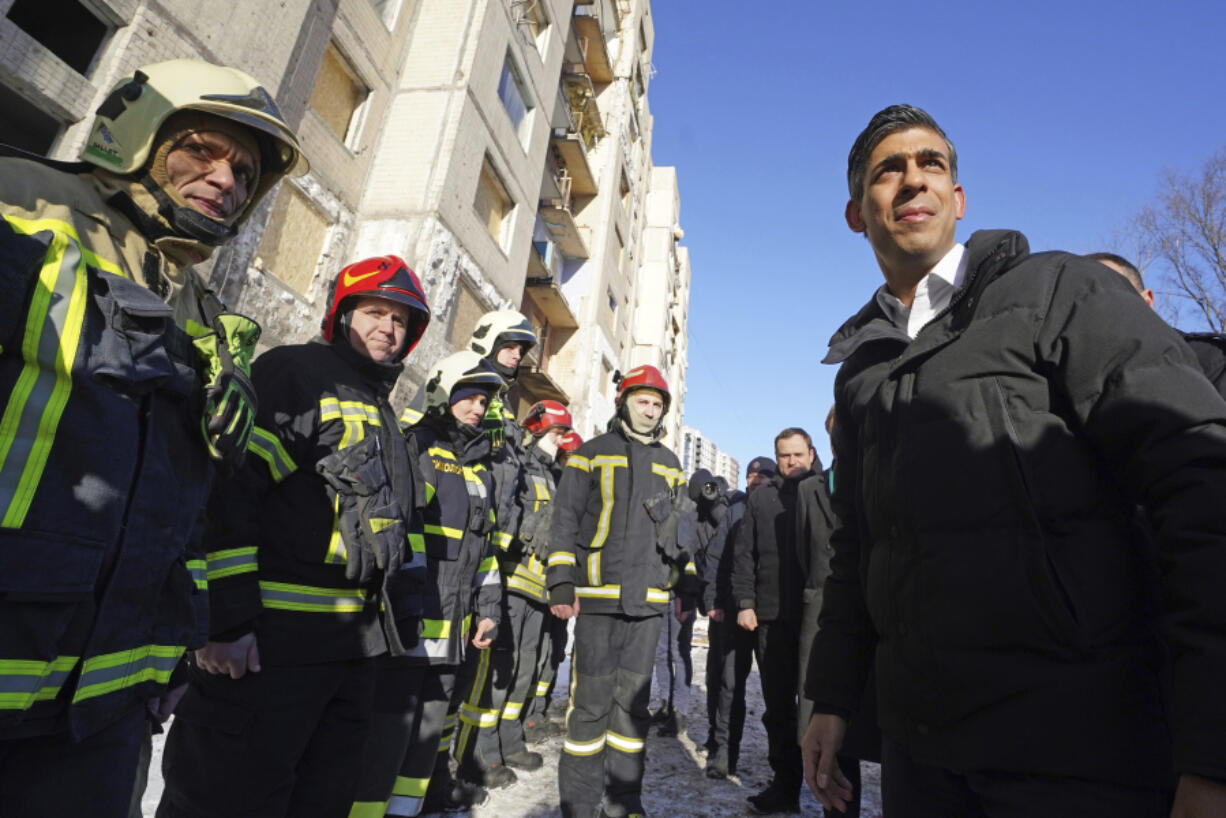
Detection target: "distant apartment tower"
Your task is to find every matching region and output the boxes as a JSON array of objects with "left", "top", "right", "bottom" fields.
[
  {"left": 0, "top": 0, "right": 690, "bottom": 429},
  {"left": 680, "top": 425, "right": 738, "bottom": 489}
]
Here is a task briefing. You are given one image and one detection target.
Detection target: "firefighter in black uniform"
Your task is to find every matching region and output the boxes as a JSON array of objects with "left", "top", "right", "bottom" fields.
[
  {"left": 493, "top": 399, "right": 574, "bottom": 767},
  {"left": 0, "top": 60, "right": 303, "bottom": 817},
  {"left": 454, "top": 310, "right": 540, "bottom": 787},
  {"left": 158, "top": 256, "right": 430, "bottom": 818},
  {"left": 548, "top": 365, "right": 691, "bottom": 818},
  {"left": 347, "top": 350, "right": 504, "bottom": 817}
]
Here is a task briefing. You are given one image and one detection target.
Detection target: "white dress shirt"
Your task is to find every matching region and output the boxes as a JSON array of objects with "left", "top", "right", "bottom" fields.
[{"left": 875, "top": 243, "right": 969, "bottom": 339}]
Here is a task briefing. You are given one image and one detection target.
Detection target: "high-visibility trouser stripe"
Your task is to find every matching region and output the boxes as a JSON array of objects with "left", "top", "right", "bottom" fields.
[
  {"left": 490, "top": 530, "right": 513, "bottom": 550},
  {"left": 575, "top": 585, "right": 621, "bottom": 599},
  {"left": 382, "top": 773, "right": 430, "bottom": 817},
  {"left": 259, "top": 581, "right": 368, "bottom": 613},
  {"left": 457, "top": 648, "right": 494, "bottom": 756},
  {"left": 563, "top": 734, "right": 606, "bottom": 756},
  {"left": 186, "top": 559, "right": 207, "bottom": 590},
  {"left": 587, "top": 456, "right": 626, "bottom": 550},
  {"left": 534, "top": 680, "right": 551, "bottom": 697},
  {"left": 605, "top": 729, "right": 645, "bottom": 754},
  {"left": 587, "top": 551, "right": 601, "bottom": 586},
  {"left": 247, "top": 426, "right": 296, "bottom": 483},
  {"left": 547, "top": 551, "right": 577, "bottom": 568},
  {"left": 0, "top": 655, "right": 79, "bottom": 710},
  {"left": 501, "top": 700, "right": 523, "bottom": 719},
  {"left": 645, "top": 587, "right": 670, "bottom": 604},
  {"left": 439, "top": 711, "right": 457, "bottom": 751},
  {"left": 206, "top": 547, "right": 258, "bottom": 581},
  {"left": 72, "top": 645, "right": 184, "bottom": 703},
  {"left": 0, "top": 218, "right": 91, "bottom": 529}
]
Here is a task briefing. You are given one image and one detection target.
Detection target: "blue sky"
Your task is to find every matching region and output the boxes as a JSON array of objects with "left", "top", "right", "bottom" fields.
[{"left": 647, "top": 0, "right": 1226, "bottom": 476}]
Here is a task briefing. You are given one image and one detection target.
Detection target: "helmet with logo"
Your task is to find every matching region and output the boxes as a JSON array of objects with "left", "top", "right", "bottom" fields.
[
  {"left": 522, "top": 400, "right": 573, "bottom": 437},
  {"left": 82, "top": 59, "right": 307, "bottom": 243},
  {"left": 422, "top": 351, "right": 506, "bottom": 416},
  {"left": 468, "top": 310, "right": 537, "bottom": 381},
  {"left": 558, "top": 431, "right": 584, "bottom": 453},
  {"left": 321, "top": 255, "right": 430, "bottom": 362},
  {"left": 614, "top": 365, "right": 671, "bottom": 415}
]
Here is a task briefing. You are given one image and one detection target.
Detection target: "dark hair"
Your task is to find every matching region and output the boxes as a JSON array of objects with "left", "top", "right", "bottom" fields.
[
  {"left": 1084, "top": 252, "right": 1145, "bottom": 293},
  {"left": 847, "top": 104, "right": 958, "bottom": 201},
  {"left": 774, "top": 426, "right": 813, "bottom": 453}
]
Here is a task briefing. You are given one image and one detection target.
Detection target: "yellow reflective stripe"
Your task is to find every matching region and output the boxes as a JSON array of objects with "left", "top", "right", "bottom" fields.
[
  {"left": 534, "top": 680, "right": 551, "bottom": 696},
  {"left": 684, "top": 562, "right": 697, "bottom": 576},
  {"left": 0, "top": 655, "right": 79, "bottom": 709},
  {"left": 424, "top": 482, "right": 436, "bottom": 504},
  {"left": 427, "top": 446, "right": 455, "bottom": 461},
  {"left": 424, "top": 523, "right": 463, "bottom": 539},
  {"left": 320, "top": 398, "right": 381, "bottom": 451},
  {"left": 459, "top": 702, "right": 500, "bottom": 727},
  {"left": 476, "top": 555, "right": 500, "bottom": 586},
  {"left": 645, "top": 587, "right": 670, "bottom": 604},
  {"left": 563, "top": 734, "right": 606, "bottom": 756},
  {"left": 247, "top": 426, "right": 296, "bottom": 482},
  {"left": 506, "top": 575, "right": 546, "bottom": 599},
  {"left": 186, "top": 559, "right": 208, "bottom": 590},
  {"left": 72, "top": 645, "right": 184, "bottom": 703},
  {"left": 587, "top": 551, "right": 601, "bottom": 585},
  {"left": 575, "top": 585, "right": 620, "bottom": 599},
  {"left": 408, "top": 532, "right": 426, "bottom": 554},
  {"left": 420, "top": 618, "right": 452, "bottom": 639},
  {"left": 456, "top": 647, "right": 494, "bottom": 757},
  {"left": 347, "top": 802, "right": 388, "bottom": 818},
  {"left": 393, "top": 775, "right": 429, "bottom": 797},
  {"left": 258, "top": 581, "right": 368, "bottom": 612},
  {"left": 399, "top": 407, "right": 423, "bottom": 427},
  {"left": 606, "top": 729, "right": 645, "bottom": 753},
  {"left": 490, "top": 531, "right": 513, "bottom": 550},
  {"left": 566, "top": 455, "right": 591, "bottom": 472},
  {"left": 588, "top": 456, "right": 626, "bottom": 550},
  {"left": 0, "top": 217, "right": 91, "bottom": 528},
  {"left": 501, "top": 700, "right": 523, "bottom": 719},
  {"left": 651, "top": 462, "right": 684, "bottom": 488},
  {"left": 548, "top": 552, "right": 577, "bottom": 567},
  {"left": 325, "top": 494, "right": 347, "bottom": 564},
  {"left": 3, "top": 215, "right": 124, "bottom": 276},
  {"left": 206, "top": 547, "right": 258, "bottom": 580}
]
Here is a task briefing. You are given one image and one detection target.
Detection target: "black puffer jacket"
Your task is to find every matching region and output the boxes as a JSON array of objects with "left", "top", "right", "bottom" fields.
[
  {"left": 810, "top": 229, "right": 1226, "bottom": 786},
  {"left": 730, "top": 469, "right": 815, "bottom": 622},
  {"left": 700, "top": 491, "right": 747, "bottom": 613}
]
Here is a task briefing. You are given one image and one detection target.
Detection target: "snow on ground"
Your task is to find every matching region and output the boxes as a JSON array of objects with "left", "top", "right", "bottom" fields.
[{"left": 141, "top": 619, "right": 881, "bottom": 817}]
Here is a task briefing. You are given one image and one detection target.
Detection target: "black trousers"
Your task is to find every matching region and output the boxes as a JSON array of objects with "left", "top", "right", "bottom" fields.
[
  {"left": 524, "top": 614, "right": 568, "bottom": 723},
  {"left": 559, "top": 612, "right": 663, "bottom": 818},
  {"left": 881, "top": 738, "right": 1173, "bottom": 818},
  {"left": 497, "top": 594, "right": 548, "bottom": 758},
  {"left": 754, "top": 618, "right": 803, "bottom": 790},
  {"left": 706, "top": 616, "right": 753, "bottom": 761},
  {"left": 0, "top": 704, "right": 145, "bottom": 818},
  {"left": 157, "top": 659, "right": 375, "bottom": 818}
]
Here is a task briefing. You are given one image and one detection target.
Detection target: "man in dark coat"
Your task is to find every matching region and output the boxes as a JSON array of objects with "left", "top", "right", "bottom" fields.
[
  {"left": 732, "top": 429, "right": 818, "bottom": 814},
  {"left": 803, "top": 104, "right": 1226, "bottom": 817}
]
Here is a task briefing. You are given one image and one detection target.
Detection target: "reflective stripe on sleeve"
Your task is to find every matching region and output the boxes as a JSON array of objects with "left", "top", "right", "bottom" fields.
[
  {"left": 0, "top": 655, "right": 79, "bottom": 710},
  {"left": 258, "top": 581, "right": 368, "bottom": 613},
  {"left": 185, "top": 559, "right": 207, "bottom": 590},
  {"left": 645, "top": 587, "right": 670, "bottom": 604},
  {"left": 247, "top": 426, "right": 297, "bottom": 482},
  {"left": 72, "top": 644, "right": 185, "bottom": 703},
  {"left": 547, "top": 552, "right": 577, "bottom": 567},
  {"left": 206, "top": 547, "right": 258, "bottom": 581}
]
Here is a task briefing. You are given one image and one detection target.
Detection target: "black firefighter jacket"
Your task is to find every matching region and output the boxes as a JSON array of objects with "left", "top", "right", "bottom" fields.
[
  {"left": 205, "top": 339, "right": 418, "bottom": 666},
  {"left": 546, "top": 424, "right": 690, "bottom": 617},
  {"left": 810, "top": 229, "right": 1226, "bottom": 787},
  {"left": 731, "top": 470, "right": 815, "bottom": 622}
]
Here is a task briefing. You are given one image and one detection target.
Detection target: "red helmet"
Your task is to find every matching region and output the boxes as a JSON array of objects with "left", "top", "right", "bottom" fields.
[
  {"left": 558, "top": 431, "right": 583, "bottom": 452},
  {"left": 523, "top": 400, "right": 573, "bottom": 437},
  {"left": 321, "top": 255, "right": 430, "bottom": 360},
  {"left": 615, "top": 365, "right": 671, "bottom": 415}
]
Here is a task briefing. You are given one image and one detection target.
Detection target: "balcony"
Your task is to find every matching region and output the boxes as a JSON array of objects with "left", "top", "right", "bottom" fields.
[
  {"left": 525, "top": 249, "right": 580, "bottom": 330},
  {"left": 539, "top": 158, "right": 590, "bottom": 259},
  {"left": 571, "top": 6, "right": 613, "bottom": 83}
]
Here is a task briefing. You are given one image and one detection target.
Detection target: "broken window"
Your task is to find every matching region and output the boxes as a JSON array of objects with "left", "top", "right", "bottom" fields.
[{"left": 6, "top": 0, "right": 109, "bottom": 75}]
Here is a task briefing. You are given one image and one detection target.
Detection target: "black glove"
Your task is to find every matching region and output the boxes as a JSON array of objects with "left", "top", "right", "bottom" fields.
[
  {"left": 316, "top": 435, "right": 409, "bottom": 583},
  {"left": 519, "top": 500, "right": 554, "bottom": 560},
  {"left": 644, "top": 488, "right": 683, "bottom": 560},
  {"left": 194, "top": 314, "right": 260, "bottom": 470}
]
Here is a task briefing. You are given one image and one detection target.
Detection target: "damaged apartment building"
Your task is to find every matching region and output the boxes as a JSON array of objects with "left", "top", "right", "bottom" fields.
[{"left": 0, "top": 0, "right": 691, "bottom": 439}]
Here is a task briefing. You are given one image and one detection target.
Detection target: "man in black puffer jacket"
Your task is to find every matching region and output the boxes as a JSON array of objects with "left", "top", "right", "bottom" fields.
[{"left": 803, "top": 104, "right": 1226, "bottom": 818}]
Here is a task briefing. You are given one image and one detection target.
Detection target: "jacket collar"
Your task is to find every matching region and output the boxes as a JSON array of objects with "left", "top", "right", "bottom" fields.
[{"left": 823, "top": 230, "right": 1030, "bottom": 366}]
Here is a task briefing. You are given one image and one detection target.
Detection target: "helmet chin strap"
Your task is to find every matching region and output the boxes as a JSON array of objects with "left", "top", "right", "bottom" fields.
[{"left": 140, "top": 173, "right": 236, "bottom": 245}]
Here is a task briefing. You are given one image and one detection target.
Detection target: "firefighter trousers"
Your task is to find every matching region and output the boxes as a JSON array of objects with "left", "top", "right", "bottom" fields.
[
  {"left": 651, "top": 609, "right": 692, "bottom": 717},
  {"left": 559, "top": 612, "right": 662, "bottom": 818},
  {"left": 158, "top": 659, "right": 375, "bottom": 818},
  {"left": 346, "top": 659, "right": 456, "bottom": 818},
  {"left": 496, "top": 594, "right": 548, "bottom": 759},
  {"left": 524, "top": 613, "right": 568, "bottom": 725},
  {"left": 0, "top": 703, "right": 145, "bottom": 818}
]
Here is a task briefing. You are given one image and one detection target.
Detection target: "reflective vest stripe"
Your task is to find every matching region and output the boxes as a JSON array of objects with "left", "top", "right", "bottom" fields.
[
  {"left": 575, "top": 584, "right": 621, "bottom": 599},
  {"left": 186, "top": 559, "right": 207, "bottom": 590},
  {"left": 605, "top": 729, "right": 645, "bottom": 754},
  {"left": 72, "top": 644, "right": 184, "bottom": 703},
  {"left": 206, "top": 547, "right": 258, "bottom": 581},
  {"left": 588, "top": 456, "right": 627, "bottom": 550},
  {"left": 258, "top": 581, "right": 368, "bottom": 613},
  {"left": 0, "top": 217, "right": 92, "bottom": 529},
  {"left": 0, "top": 655, "right": 78, "bottom": 710},
  {"left": 247, "top": 426, "right": 296, "bottom": 483}
]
